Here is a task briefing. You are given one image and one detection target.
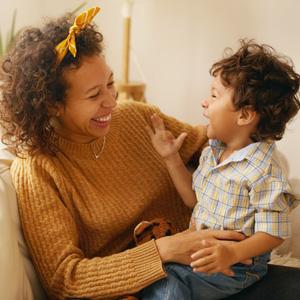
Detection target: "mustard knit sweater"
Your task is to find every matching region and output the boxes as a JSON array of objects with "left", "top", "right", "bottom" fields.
[{"left": 11, "top": 101, "right": 207, "bottom": 300}]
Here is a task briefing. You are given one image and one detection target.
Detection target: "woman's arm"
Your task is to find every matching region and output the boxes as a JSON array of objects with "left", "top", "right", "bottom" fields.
[{"left": 11, "top": 158, "right": 166, "bottom": 299}]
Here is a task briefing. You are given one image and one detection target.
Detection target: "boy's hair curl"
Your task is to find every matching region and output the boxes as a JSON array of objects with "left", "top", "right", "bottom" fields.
[
  {"left": 210, "top": 39, "right": 300, "bottom": 141},
  {"left": 0, "top": 13, "right": 103, "bottom": 155}
]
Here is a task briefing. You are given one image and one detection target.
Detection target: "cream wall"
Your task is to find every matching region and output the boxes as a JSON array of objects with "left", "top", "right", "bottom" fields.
[{"left": 1, "top": 0, "right": 300, "bottom": 254}]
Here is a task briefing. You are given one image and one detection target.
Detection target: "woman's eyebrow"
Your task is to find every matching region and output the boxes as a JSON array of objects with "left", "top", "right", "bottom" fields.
[{"left": 85, "top": 85, "right": 100, "bottom": 94}]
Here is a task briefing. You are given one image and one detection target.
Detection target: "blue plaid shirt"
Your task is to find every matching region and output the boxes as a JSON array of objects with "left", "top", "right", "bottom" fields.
[{"left": 192, "top": 139, "right": 296, "bottom": 238}]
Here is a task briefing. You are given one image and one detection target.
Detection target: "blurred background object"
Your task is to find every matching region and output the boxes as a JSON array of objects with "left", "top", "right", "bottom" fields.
[
  {"left": 116, "top": 0, "right": 146, "bottom": 102},
  {"left": 0, "top": 9, "right": 17, "bottom": 57}
]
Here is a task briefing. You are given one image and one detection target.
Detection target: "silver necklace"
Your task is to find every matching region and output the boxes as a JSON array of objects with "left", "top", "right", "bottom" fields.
[{"left": 92, "top": 136, "right": 106, "bottom": 159}]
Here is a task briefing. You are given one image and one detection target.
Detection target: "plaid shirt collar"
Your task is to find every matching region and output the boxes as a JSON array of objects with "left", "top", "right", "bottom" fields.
[{"left": 209, "top": 139, "right": 275, "bottom": 168}]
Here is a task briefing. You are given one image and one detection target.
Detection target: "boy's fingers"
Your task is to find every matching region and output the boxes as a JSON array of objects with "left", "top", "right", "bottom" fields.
[
  {"left": 164, "top": 131, "right": 174, "bottom": 142},
  {"left": 151, "top": 113, "right": 165, "bottom": 131},
  {"left": 191, "top": 245, "right": 213, "bottom": 259},
  {"left": 241, "top": 258, "right": 252, "bottom": 265},
  {"left": 222, "top": 268, "right": 235, "bottom": 277},
  {"left": 188, "top": 224, "right": 196, "bottom": 232},
  {"left": 175, "top": 132, "right": 187, "bottom": 148},
  {"left": 145, "top": 125, "right": 154, "bottom": 137},
  {"left": 193, "top": 261, "right": 217, "bottom": 273}
]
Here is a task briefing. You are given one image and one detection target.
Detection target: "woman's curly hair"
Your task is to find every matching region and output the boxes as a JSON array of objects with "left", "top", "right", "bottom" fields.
[
  {"left": 0, "top": 13, "right": 103, "bottom": 155},
  {"left": 210, "top": 39, "right": 300, "bottom": 141}
]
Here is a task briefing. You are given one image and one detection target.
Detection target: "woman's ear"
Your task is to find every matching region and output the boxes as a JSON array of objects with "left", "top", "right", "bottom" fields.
[
  {"left": 48, "top": 104, "right": 63, "bottom": 118},
  {"left": 237, "top": 106, "right": 259, "bottom": 126}
]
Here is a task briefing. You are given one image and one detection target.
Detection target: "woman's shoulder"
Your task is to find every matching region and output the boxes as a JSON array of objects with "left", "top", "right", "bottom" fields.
[
  {"left": 11, "top": 152, "right": 58, "bottom": 177},
  {"left": 117, "top": 100, "right": 159, "bottom": 116}
]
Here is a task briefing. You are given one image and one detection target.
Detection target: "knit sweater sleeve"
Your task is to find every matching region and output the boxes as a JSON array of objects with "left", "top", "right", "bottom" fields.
[
  {"left": 11, "top": 157, "right": 166, "bottom": 299},
  {"left": 129, "top": 101, "right": 208, "bottom": 163}
]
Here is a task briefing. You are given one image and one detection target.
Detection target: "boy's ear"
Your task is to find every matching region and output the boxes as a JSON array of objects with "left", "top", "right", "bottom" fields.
[{"left": 237, "top": 106, "right": 258, "bottom": 126}]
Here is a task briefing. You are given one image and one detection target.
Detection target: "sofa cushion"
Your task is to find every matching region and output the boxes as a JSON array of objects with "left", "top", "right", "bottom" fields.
[{"left": 0, "top": 144, "right": 46, "bottom": 300}]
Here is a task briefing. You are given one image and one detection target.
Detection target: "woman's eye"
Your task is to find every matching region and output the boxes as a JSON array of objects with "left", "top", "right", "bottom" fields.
[{"left": 89, "top": 92, "right": 100, "bottom": 99}]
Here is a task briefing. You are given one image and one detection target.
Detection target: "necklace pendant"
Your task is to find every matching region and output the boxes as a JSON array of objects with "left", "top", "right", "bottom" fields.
[{"left": 92, "top": 136, "right": 106, "bottom": 159}]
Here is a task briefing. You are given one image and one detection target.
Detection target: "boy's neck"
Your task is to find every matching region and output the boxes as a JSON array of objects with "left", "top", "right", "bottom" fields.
[{"left": 219, "top": 136, "right": 253, "bottom": 163}]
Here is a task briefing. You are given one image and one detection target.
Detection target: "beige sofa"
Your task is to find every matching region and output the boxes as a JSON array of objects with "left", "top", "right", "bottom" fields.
[{"left": 0, "top": 144, "right": 47, "bottom": 300}]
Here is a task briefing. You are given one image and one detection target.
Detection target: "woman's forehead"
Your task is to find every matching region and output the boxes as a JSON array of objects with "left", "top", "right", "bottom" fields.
[{"left": 63, "top": 55, "right": 111, "bottom": 89}]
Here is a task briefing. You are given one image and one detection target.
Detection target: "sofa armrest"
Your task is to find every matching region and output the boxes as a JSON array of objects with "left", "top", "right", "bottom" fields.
[{"left": 228, "top": 264, "right": 300, "bottom": 299}]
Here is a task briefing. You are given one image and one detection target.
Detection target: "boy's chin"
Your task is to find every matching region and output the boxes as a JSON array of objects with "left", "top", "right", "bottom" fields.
[{"left": 206, "top": 132, "right": 216, "bottom": 140}]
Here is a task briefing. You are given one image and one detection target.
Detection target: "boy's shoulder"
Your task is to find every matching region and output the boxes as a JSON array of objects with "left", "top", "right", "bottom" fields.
[
  {"left": 247, "top": 141, "right": 275, "bottom": 165},
  {"left": 247, "top": 141, "right": 289, "bottom": 183}
]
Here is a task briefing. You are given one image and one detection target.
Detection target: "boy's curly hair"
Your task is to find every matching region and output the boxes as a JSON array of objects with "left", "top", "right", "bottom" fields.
[
  {"left": 0, "top": 13, "right": 103, "bottom": 155},
  {"left": 210, "top": 39, "right": 300, "bottom": 141}
]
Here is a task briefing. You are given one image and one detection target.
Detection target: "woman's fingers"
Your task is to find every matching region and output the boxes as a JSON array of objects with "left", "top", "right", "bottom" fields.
[{"left": 211, "top": 229, "right": 246, "bottom": 241}]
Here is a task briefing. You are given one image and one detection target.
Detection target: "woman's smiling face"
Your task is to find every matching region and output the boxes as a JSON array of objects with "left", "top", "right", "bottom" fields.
[{"left": 56, "top": 54, "right": 117, "bottom": 143}]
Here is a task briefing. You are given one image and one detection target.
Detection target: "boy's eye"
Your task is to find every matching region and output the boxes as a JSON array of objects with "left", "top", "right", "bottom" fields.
[{"left": 108, "top": 81, "right": 115, "bottom": 88}]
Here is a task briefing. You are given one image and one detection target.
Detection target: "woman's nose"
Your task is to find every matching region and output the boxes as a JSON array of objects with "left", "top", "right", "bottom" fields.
[{"left": 103, "top": 89, "right": 117, "bottom": 108}]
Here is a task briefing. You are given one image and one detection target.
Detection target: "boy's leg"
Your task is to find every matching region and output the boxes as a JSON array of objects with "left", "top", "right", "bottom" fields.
[
  {"left": 139, "top": 257, "right": 268, "bottom": 300},
  {"left": 139, "top": 263, "right": 235, "bottom": 300},
  {"left": 138, "top": 264, "right": 192, "bottom": 300}
]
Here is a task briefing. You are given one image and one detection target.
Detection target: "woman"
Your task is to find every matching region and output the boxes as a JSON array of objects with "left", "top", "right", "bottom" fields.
[{"left": 0, "top": 7, "right": 246, "bottom": 299}]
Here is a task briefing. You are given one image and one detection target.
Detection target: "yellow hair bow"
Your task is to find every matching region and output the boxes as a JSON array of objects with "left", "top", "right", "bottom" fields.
[{"left": 55, "top": 6, "right": 101, "bottom": 64}]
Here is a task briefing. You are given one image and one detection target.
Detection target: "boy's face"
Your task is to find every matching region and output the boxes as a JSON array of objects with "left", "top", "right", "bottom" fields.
[{"left": 202, "top": 74, "right": 241, "bottom": 143}]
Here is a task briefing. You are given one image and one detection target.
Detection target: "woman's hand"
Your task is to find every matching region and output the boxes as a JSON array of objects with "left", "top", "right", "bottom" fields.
[
  {"left": 146, "top": 113, "right": 187, "bottom": 160},
  {"left": 155, "top": 227, "right": 246, "bottom": 265},
  {"left": 156, "top": 227, "right": 248, "bottom": 276}
]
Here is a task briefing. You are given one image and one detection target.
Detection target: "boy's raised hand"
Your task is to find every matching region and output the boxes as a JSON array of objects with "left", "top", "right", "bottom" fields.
[{"left": 146, "top": 113, "right": 187, "bottom": 159}]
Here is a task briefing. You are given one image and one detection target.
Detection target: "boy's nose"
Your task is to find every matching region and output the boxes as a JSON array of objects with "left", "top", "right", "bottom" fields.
[{"left": 201, "top": 99, "right": 208, "bottom": 108}]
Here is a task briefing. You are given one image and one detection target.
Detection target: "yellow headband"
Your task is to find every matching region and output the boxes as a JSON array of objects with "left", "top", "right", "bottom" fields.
[{"left": 55, "top": 6, "right": 101, "bottom": 64}]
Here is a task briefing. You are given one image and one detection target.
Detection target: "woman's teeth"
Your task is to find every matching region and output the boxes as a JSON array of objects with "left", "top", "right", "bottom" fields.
[{"left": 94, "top": 114, "right": 111, "bottom": 122}]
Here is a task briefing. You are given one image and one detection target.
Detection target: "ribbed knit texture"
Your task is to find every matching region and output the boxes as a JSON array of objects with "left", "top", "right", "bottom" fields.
[{"left": 11, "top": 101, "right": 207, "bottom": 299}]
